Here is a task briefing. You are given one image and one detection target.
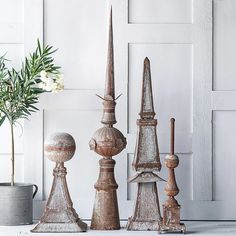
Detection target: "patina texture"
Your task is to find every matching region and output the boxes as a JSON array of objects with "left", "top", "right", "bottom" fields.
[
  {"left": 89, "top": 8, "right": 126, "bottom": 230},
  {"left": 127, "top": 58, "right": 164, "bottom": 231},
  {"left": 31, "top": 133, "right": 87, "bottom": 233},
  {"left": 158, "top": 119, "right": 186, "bottom": 234}
]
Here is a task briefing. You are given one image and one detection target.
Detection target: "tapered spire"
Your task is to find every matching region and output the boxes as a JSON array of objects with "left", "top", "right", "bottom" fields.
[
  {"left": 140, "top": 57, "right": 155, "bottom": 119},
  {"left": 100, "top": 6, "right": 117, "bottom": 125},
  {"left": 104, "top": 7, "right": 115, "bottom": 101}
]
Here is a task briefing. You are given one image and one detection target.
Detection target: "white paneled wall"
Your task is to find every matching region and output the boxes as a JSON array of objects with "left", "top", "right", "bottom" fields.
[{"left": 1, "top": 0, "right": 236, "bottom": 220}]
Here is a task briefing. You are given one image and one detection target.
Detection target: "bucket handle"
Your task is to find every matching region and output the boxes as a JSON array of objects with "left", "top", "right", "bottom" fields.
[{"left": 33, "top": 184, "right": 38, "bottom": 199}]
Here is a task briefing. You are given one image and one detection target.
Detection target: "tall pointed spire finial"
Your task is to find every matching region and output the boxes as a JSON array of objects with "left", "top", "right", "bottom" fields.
[
  {"left": 104, "top": 6, "right": 115, "bottom": 101},
  {"left": 89, "top": 6, "right": 127, "bottom": 230},
  {"left": 140, "top": 57, "right": 155, "bottom": 119}
]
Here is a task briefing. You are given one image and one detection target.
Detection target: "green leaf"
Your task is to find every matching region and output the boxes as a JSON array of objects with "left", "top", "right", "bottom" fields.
[{"left": 0, "top": 115, "right": 6, "bottom": 126}]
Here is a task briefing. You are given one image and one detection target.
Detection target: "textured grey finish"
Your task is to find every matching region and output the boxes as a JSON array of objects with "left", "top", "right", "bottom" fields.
[
  {"left": 127, "top": 58, "right": 164, "bottom": 231},
  {"left": 32, "top": 132, "right": 87, "bottom": 233},
  {"left": 0, "top": 183, "right": 37, "bottom": 225}
]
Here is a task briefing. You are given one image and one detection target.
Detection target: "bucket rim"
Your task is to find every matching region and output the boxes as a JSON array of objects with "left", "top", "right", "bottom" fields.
[{"left": 0, "top": 183, "right": 35, "bottom": 187}]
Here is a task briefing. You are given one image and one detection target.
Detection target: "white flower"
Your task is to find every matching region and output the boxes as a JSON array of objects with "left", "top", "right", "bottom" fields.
[{"left": 39, "top": 71, "right": 64, "bottom": 93}]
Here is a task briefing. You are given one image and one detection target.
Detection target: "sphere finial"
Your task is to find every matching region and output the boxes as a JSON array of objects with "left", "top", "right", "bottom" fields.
[{"left": 45, "top": 132, "right": 76, "bottom": 162}]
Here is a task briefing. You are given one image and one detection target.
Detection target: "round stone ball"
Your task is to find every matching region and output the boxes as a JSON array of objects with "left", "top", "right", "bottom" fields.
[
  {"left": 44, "top": 132, "right": 76, "bottom": 162},
  {"left": 165, "top": 154, "right": 179, "bottom": 169}
]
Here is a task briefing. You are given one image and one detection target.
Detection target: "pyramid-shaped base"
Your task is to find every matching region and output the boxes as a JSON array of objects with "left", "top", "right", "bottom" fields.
[
  {"left": 31, "top": 219, "right": 87, "bottom": 233},
  {"left": 127, "top": 217, "right": 160, "bottom": 231}
]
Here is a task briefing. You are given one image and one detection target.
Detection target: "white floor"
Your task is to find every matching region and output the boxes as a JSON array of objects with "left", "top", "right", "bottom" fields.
[{"left": 0, "top": 221, "right": 236, "bottom": 236}]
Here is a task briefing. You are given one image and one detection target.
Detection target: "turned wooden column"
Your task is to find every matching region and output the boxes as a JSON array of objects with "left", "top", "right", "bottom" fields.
[{"left": 158, "top": 119, "right": 186, "bottom": 234}]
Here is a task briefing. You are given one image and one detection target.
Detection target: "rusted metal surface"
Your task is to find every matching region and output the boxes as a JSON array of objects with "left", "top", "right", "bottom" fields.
[
  {"left": 127, "top": 58, "right": 164, "bottom": 231},
  {"left": 31, "top": 133, "right": 87, "bottom": 233},
  {"left": 89, "top": 7, "right": 126, "bottom": 230},
  {"left": 158, "top": 119, "right": 186, "bottom": 234}
]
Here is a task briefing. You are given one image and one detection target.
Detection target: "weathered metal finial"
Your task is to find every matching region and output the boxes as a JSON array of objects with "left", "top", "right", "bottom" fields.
[
  {"left": 89, "top": 7, "right": 127, "bottom": 230},
  {"left": 127, "top": 57, "right": 164, "bottom": 231},
  {"left": 158, "top": 119, "right": 186, "bottom": 234},
  {"left": 32, "top": 133, "right": 87, "bottom": 233}
]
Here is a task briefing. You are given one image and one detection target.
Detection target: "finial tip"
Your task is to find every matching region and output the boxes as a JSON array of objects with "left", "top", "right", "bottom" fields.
[{"left": 144, "top": 57, "right": 150, "bottom": 64}]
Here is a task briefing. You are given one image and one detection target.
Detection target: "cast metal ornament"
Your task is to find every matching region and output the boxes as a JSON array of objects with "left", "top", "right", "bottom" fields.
[
  {"left": 31, "top": 133, "right": 87, "bottom": 233},
  {"left": 158, "top": 119, "right": 186, "bottom": 234},
  {"left": 126, "top": 57, "right": 165, "bottom": 231},
  {"left": 89, "top": 7, "right": 127, "bottom": 230}
]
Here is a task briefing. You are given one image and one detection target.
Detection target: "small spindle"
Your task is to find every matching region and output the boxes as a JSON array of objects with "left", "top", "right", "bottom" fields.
[{"left": 158, "top": 118, "right": 186, "bottom": 234}]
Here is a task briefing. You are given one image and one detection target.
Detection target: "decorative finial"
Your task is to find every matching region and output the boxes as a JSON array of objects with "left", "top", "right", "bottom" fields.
[
  {"left": 127, "top": 58, "right": 163, "bottom": 231},
  {"left": 89, "top": 7, "right": 127, "bottom": 230},
  {"left": 140, "top": 57, "right": 155, "bottom": 119},
  {"left": 32, "top": 133, "right": 87, "bottom": 233},
  {"left": 158, "top": 119, "right": 186, "bottom": 234}
]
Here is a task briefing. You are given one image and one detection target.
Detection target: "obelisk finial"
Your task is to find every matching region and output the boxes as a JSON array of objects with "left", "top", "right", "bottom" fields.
[
  {"left": 140, "top": 57, "right": 155, "bottom": 119},
  {"left": 104, "top": 7, "right": 115, "bottom": 101},
  {"left": 127, "top": 57, "right": 163, "bottom": 231}
]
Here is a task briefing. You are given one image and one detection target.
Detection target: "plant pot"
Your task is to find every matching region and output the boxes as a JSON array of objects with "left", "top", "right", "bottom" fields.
[{"left": 0, "top": 183, "right": 38, "bottom": 225}]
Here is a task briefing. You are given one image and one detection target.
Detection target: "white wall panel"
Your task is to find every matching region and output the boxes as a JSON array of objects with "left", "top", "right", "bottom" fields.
[
  {"left": 0, "top": 0, "right": 23, "bottom": 43},
  {"left": 128, "top": 43, "right": 193, "bottom": 135},
  {"left": 128, "top": 0, "right": 192, "bottom": 24},
  {"left": 213, "top": 111, "right": 236, "bottom": 201},
  {"left": 44, "top": 0, "right": 108, "bottom": 90},
  {"left": 213, "top": 0, "right": 236, "bottom": 90}
]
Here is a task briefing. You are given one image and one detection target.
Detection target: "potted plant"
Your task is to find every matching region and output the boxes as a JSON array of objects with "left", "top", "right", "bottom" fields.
[{"left": 0, "top": 40, "right": 63, "bottom": 225}]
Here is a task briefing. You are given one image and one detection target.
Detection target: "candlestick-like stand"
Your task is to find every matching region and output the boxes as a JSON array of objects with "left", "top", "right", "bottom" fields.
[
  {"left": 126, "top": 57, "right": 164, "bottom": 231},
  {"left": 31, "top": 133, "right": 87, "bottom": 233},
  {"left": 158, "top": 119, "right": 186, "bottom": 234},
  {"left": 89, "top": 8, "right": 127, "bottom": 230}
]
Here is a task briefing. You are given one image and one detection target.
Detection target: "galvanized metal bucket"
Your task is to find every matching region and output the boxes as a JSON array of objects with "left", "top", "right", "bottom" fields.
[{"left": 0, "top": 183, "right": 38, "bottom": 225}]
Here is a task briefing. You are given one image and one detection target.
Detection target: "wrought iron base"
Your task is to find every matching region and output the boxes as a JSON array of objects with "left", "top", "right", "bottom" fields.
[{"left": 158, "top": 222, "right": 186, "bottom": 234}]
